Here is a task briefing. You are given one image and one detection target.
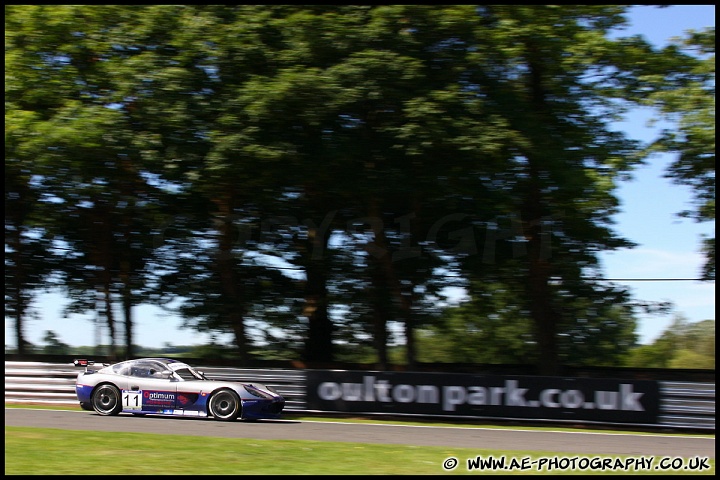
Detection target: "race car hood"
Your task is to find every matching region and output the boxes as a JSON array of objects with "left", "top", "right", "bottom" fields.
[{"left": 179, "top": 379, "right": 281, "bottom": 399}]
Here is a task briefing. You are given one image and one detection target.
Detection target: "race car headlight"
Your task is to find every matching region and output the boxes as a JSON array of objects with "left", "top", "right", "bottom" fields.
[{"left": 243, "top": 384, "right": 273, "bottom": 399}]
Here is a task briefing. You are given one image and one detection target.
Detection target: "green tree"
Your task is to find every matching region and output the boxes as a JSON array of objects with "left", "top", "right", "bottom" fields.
[
  {"left": 625, "top": 315, "right": 715, "bottom": 369},
  {"left": 5, "top": 5, "right": 192, "bottom": 359},
  {"left": 624, "top": 342, "right": 675, "bottom": 369},
  {"left": 669, "top": 350, "right": 715, "bottom": 369},
  {"left": 416, "top": 281, "right": 639, "bottom": 368},
  {"left": 416, "top": 282, "right": 534, "bottom": 364},
  {"left": 645, "top": 28, "right": 715, "bottom": 280},
  {"left": 5, "top": 138, "right": 57, "bottom": 354},
  {"left": 452, "top": 5, "right": 652, "bottom": 374},
  {"left": 5, "top": 6, "right": 77, "bottom": 354},
  {"left": 41, "top": 330, "right": 70, "bottom": 355}
]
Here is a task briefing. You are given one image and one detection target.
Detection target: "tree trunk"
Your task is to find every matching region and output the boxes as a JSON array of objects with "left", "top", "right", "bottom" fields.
[
  {"left": 369, "top": 260, "right": 390, "bottom": 370},
  {"left": 120, "top": 259, "right": 134, "bottom": 359},
  {"left": 400, "top": 294, "right": 417, "bottom": 371},
  {"left": 522, "top": 49, "right": 559, "bottom": 376},
  {"left": 10, "top": 229, "right": 29, "bottom": 355},
  {"left": 375, "top": 208, "right": 420, "bottom": 370},
  {"left": 216, "top": 196, "right": 251, "bottom": 364},
  {"left": 525, "top": 208, "right": 557, "bottom": 376},
  {"left": 103, "top": 284, "right": 118, "bottom": 360},
  {"left": 303, "top": 223, "right": 333, "bottom": 363},
  {"left": 230, "top": 312, "right": 248, "bottom": 363},
  {"left": 122, "top": 287, "right": 133, "bottom": 359}
]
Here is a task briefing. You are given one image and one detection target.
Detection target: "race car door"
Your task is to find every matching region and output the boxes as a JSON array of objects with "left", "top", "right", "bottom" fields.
[{"left": 119, "top": 360, "right": 177, "bottom": 413}]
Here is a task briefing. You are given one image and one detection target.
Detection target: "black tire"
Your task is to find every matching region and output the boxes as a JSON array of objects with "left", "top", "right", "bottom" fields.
[
  {"left": 91, "top": 384, "right": 123, "bottom": 416},
  {"left": 79, "top": 402, "right": 93, "bottom": 411},
  {"left": 208, "top": 389, "right": 241, "bottom": 421}
]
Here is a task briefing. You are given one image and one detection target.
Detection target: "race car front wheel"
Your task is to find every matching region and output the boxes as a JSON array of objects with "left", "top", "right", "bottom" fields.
[
  {"left": 209, "top": 389, "right": 241, "bottom": 421},
  {"left": 91, "top": 384, "right": 123, "bottom": 416}
]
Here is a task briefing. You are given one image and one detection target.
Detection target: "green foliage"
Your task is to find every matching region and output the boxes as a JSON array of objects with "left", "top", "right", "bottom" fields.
[
  {"left": 623, "top": 316, "right": 715, "bottom": 370},
  {"left": 40, "top": 331, "right": 70, "bottom": 355},
  {"left": 643, "top": 27, "right": 715, "bottom": 280},
  {"left": 624, "top": 343, "right": 675, "bottom": 369},
  {"left": 415, "top": 297, "right": 535, "bottom": 365},
  {"left": 188, "top": 342, "right": 242, "bottom": 362},
  {"left": 669, "top": 350, "right": 715, "bottom": 370}
]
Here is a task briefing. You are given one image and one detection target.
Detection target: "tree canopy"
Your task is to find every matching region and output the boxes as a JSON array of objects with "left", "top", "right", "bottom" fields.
[{"left": 5, "top": 5, "right": 714, "bottom": 374}]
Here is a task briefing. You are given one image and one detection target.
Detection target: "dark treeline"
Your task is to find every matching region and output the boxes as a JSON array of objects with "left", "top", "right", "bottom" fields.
[
  {"left": 11, "top": 314, "right": 716, "bottom": 372},
  {"left": 5, "top": 6, "right": 715, "bottom": 375}
]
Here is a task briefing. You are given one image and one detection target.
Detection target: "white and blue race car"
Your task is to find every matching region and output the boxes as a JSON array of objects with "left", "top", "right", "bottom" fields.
[{"left": 74, "top": 357, "right": 285, "bottom": 421}]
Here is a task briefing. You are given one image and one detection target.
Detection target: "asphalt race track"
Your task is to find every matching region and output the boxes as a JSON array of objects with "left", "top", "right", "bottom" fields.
[{"left": 5, "top": 407, "right": 715, "bottom": 459}]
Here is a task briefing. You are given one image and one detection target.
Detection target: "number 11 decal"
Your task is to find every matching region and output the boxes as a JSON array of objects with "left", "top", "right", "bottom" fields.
[{"left": 123, "top": 391, "right": 142, "bottom": 410}]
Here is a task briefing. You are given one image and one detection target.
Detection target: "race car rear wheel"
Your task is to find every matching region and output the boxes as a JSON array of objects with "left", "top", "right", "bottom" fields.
[
  {"left": 91, "top": 384, "right": 122, "bottom": 416},
  {"left": 209, "top": 389, "right": 241, "bottom": 421}
]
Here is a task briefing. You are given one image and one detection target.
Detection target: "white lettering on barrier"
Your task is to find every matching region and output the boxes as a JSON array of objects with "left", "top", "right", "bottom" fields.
[{"left": 317, "top": 377, "right": 646, "bottom": 412}]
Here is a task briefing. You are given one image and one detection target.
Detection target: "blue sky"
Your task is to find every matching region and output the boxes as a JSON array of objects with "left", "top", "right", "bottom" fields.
[
  {"left": 599, "top": 5, "right": 716, "bottom": 344},
  {"left": 5, "top": 5, "right": 716, "bottom": 349}
]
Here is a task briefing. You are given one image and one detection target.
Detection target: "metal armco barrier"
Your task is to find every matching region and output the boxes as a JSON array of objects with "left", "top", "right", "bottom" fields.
[{"left": 4, "top": 361, "right": 714, "bottom": 431}]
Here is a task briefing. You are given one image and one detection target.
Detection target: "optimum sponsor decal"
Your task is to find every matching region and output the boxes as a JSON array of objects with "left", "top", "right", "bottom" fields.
[
  {"left": 143, "top": 391, "right": 175, "bottom": 405},
  {"left": 306, "top": 371, "right": 660, "bottom": 424}
]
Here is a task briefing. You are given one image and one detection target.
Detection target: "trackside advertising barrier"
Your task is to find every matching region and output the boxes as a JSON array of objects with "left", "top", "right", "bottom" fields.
[{"left": 306, "top": 370, "right": 661, "bottom": 424}]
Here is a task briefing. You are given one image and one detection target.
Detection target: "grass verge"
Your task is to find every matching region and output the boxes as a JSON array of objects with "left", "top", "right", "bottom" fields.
[
  {"left": 5, "top": 426, "right": 715, "bottom": 475},
  {"left": 5, "top": 404, "right": 715, "bottom": 475}
]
